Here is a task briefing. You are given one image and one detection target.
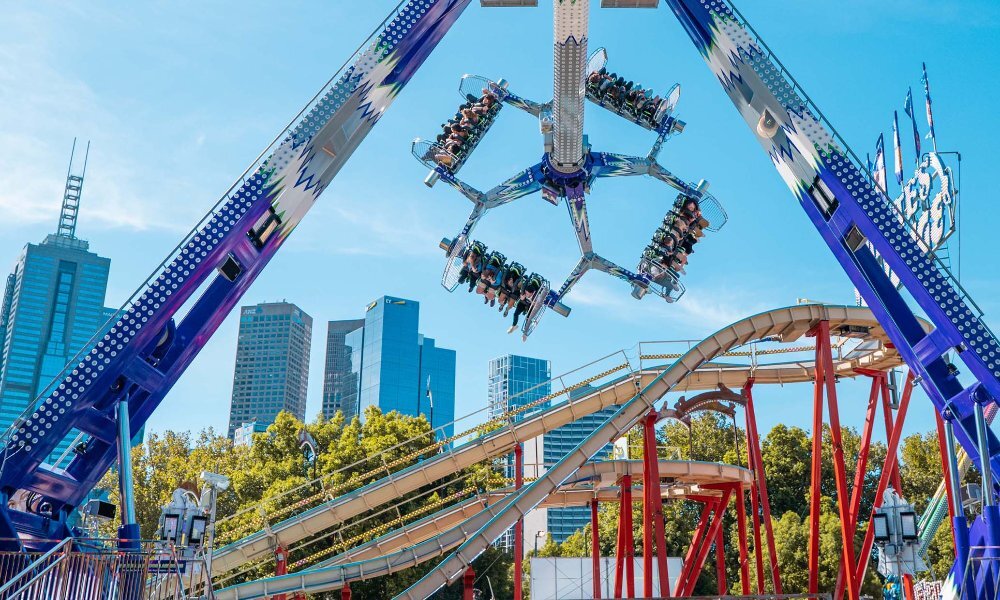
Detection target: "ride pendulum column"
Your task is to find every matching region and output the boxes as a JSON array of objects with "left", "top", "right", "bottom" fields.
[{"left": 551, "top": 0, "right": 588, "bottom": 174}]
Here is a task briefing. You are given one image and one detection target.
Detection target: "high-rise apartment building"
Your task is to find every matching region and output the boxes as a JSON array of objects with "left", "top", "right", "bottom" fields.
[
  {"left": 487, "top": 354, "right": 551, "bottom": 550},
  {"left": 0, "top": 141, "right": 119, "bottom": 460},
  {"left": 323, "top": 296, "right": 455, "bottom": 438},
  {"left": 227, "top": 301, "right": 312, "bottom": 438}
]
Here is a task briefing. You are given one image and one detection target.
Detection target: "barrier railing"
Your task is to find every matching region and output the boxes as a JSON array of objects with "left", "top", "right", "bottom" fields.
[{"left": 0, "top": 538, "right": 212, "bottom": 600}]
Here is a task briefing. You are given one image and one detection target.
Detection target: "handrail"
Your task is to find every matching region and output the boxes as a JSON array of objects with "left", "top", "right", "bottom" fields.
[{"left": 0, "top": 537, "right": 73, "bottom": 596}]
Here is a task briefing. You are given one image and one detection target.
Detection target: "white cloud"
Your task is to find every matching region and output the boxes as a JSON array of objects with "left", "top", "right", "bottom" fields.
[
  {"left": 569, "top": 276, "right": 765, "bottom": 333},
  {"left": 0, "top": 8, "right": 205, "bottom": 235}
]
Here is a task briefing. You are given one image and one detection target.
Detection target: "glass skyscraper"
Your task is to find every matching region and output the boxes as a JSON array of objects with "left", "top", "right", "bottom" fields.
[
  {"left": 322, "top": 318, "right": 365, "bottom": 419},
  {"left": 323, "top": 296, "right": 456, "bottom": 438},
  {"left": 543, "top": 384, "right": 617, "bottom": 542},
  {"left": 0, "top": 146, "right": 117, "bottom": 462},
  {"left": 227, "top": 301, "right": 312, "bottom": 438},
  {"left": 487, "top": 354, "right": 552, "bottom": 550}
]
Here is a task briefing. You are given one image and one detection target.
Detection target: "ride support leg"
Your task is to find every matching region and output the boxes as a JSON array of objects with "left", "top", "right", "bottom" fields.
[
  {"left": 623, "top": 478, "right": 636, "bottom": 599},
  {"left": 853, "top": 373, "right": 915, "bottom": 586},
  {"left": 463, "top": 566, "right": 476, "bottom": 600},
  {"left": 641, "top": 409, "right": 669, "bottom": 597},
  {"left": 715, "top": 514, "right": 727, "bottom": 594},
  {"left": 514, "top": 444, "right": 524, "bottom": 599},
  {"left": 592, "top": 499, "right": 601, "bottom": 599},
  {"left": 735, "top": 485, "right": 751, "bottom": 594},
  {"left": 743, "top": 379, "right": 781, "bottom": 593},
  {"left": 341, "top": 583, "right": 351, "bottom": 600}
]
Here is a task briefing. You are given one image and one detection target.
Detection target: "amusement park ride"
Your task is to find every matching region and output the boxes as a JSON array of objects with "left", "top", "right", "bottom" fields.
[{"left": 0, "top": 0, "right": 996, "bottom": 599}]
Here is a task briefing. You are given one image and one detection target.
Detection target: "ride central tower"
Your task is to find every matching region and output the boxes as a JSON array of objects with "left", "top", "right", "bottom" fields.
[{"left": 550, "top": 0, "right": 589, "bottom": 174}]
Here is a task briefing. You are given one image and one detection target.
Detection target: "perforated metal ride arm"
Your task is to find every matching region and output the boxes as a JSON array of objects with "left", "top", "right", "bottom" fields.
[{"left": 662, "top": 0, "right": 1000, "bottom": 480}]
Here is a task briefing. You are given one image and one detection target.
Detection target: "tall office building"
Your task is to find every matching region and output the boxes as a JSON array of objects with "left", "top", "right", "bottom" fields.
[
  {"left": 487, "top": 354, "right": 552, "bottom": 550},
  {"left": 227, "top": 301, "right": 312, "bottom": 438},
  {"left": 0, "top": 141, "right": 118, "bottom": 461},
  {"left": 521, "top": 384, "right": 618, "bottom": 549},
  {"left": 322, "top": 318, "right": 365, "bottom": 419},
  {"left": 323, "top": 296, "right": 456, "bottom": 438}
]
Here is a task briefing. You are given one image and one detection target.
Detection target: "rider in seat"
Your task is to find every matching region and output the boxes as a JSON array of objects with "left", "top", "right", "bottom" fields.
[
  {"left": 458, "top": 241, "right": 487, "bottom": 291},
  {"left": 477, "top": 251, "right": 506, "bottom": 306},
  {"left": 508, "top": 273, "right": 543, "bottom": 334},
  {"left": 497, "top": 262, "right": 525, "bottom": 317}
]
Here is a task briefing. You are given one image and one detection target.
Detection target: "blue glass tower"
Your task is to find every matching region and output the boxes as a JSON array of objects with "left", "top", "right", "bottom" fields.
[
  {"left": 0, "top": 142, "right": 117, "bottom": 462},
  {"left": 324, "top": 296, "right": 456, "bottom": 438},
  {"left": 544, "top": 384, "right": 617, "bottom": 542},
  {"left": 487, "top": 354, "right": 552, "bottom": 550}
]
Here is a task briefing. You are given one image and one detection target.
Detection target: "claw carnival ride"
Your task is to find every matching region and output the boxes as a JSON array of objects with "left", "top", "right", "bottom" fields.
[{"left": 0, "top": 1, "right": 995, "bottom": 599}]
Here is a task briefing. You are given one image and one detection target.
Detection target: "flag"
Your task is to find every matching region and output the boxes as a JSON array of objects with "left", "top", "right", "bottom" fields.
[
  {"left": 892, "top": 111, "right": 903, "bottom": 184},
  {"left": 874, "top": 134, "right": 887, "bottom": 193},
  {"left": 922, "top": 62, "right": 937, "bottom": 150},
  {"left": 904, "top": 88, "right": 921, "bottom": 162}
]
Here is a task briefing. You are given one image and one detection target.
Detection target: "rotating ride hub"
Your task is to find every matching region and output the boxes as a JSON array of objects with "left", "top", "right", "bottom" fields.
[{"left": 412, "top": 51, "right": 728, "bottom": 340}]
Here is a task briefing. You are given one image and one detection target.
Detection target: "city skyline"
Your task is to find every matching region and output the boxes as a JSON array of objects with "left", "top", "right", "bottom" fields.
[
  {"left": 323, "top": 296, "right": 456, "bottom": 438},
  {"left": 2, "top": 2, "right": 997, "bottom": 445}
]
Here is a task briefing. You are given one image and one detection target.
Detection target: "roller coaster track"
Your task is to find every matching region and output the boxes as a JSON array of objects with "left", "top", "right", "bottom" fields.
[
  {"left": 210, "top": 305, "right": 904, "bottom": 577},
  {"left": 209, "top": 304, "right": 896, "bottom": 598},
  {"left": 215, "top": 459, "right": 752, "bottom": 599}
]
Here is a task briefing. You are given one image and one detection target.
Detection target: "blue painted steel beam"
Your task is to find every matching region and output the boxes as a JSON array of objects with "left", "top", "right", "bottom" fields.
[{"left": 0, "top": 0, "right": 474, "bottom": 551}]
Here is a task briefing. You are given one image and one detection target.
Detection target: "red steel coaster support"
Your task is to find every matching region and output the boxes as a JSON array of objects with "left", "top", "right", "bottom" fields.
[
  {"left": 715, "top": 513, "right": 728, "bottom": 594},
  {"left": 463, "top": 566, "right": 476, "bottom": 600},
  {"left": 592, "top": 499, "right": 602, "bottom": 599},
  {"left": 514, "top": 443, "right": 524, "bottom": 599},
  {"left": 810, "top": 320, "right": 860, "bottom": 600},
  {"left": 853, "top": 372, "right": 915, "bottom": 587},
  {"left": 834, "top": 370, "right": 885, "bottom": 599},
  {"left": 735, "top": 484, "right": 751, "bottom": 594},
  {"left": 274, "top": 546, "right": 289, "bottom": 600},
  {"left": 676, "top": 497, "right": 716, "bottom": 596},
  {"left": 878, "top": 375, "right": 904, "bottom": 492},
  {"left": 642, "top": 409, "right": 670, "bottom": 598},
  {"left": 614, "top": 475, "right": 636, "bottom": 599},
  {"left": 677, "top": 488, "right": 734, "bottom": 596},
  {"left": 743, "top": 379, "right": 782, "bottom": 593},
  {"left": 341, "top": 583, "right": 351, "bottom": 600},
  {"left": 747, "top": 453, "right": 766, "bottom": 593},
  {"left": 806, "top": 325, "right": 826, "bottom": 597}
]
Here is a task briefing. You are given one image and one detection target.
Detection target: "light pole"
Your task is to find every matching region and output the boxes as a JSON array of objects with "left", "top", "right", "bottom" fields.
[{"left": 298, "top": 429, "right": 318, "bottom": 479}]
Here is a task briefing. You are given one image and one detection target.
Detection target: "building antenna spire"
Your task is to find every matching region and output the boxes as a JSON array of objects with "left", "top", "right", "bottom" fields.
[{"left": 57, "top": 138, "right": 90, "bottom": 239}]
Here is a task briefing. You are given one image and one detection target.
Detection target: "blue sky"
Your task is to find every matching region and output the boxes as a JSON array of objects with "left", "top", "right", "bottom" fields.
[{"left": 2, "top": 0, "right": 999, "bottom": 446}]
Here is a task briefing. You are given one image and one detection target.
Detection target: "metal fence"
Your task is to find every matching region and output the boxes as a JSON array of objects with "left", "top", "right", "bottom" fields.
[{"left": 0, "top": 539, "right": 212, "bottom": 600}]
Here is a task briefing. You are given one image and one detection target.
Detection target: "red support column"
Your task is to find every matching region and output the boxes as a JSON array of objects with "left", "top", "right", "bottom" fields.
[
  {"left": 836, "top": 371, "right": 882, "bottom": 600},
  {"left": 806, "top": 327, "right": 826, "bottom": 596},
  {"left": 642, "top": 410, "right": 670, "bottom": 598},
  {"left": 747, "top": 460, "right": 766, "bottom": 593},
  {"left": 274, "top": 546, "right": 288, "bottom": 600},
  {"left": 676, "top": 498, "right": 715, "bottom": 596},
  {"left": 816, "top": 321, "right": 859, "bottom": 600},
  {"left": 592, "top": 499, "right": 602, "bottom": 599},
  {"left": 878, "top": 375, "right": 903, "bottom": 492},
  {"left": 463, "top": 566, "right": 476, "bottom": 600},
  {"left": 623, "top": 477, "right": 636, "bottom": 599},
  {"left": 743, "top": 380, "right": 782, "bottom": 594},
  {"left": 679, "top": 488, "right": 734, "bottom": 597},
  {"left": 341, "top": 584, "right": 351, "bottom": 600},
  {"left": 514, "top": 444, "right": 524, "bottom": 600},
  {"left": 715, "top": 515, "right": 727, "bottom": 594},
  {"left": 853, "top": 372, "right": 915, "bottom": 586},
  {"left": 935, "top": 411, "right": 958, "bottom": 553},
  {"left": 735, "top": 485, "right": 751, "bottom": 594},
  {"left": 614, "top": 489, "right": 626, "bottom": 599}
]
